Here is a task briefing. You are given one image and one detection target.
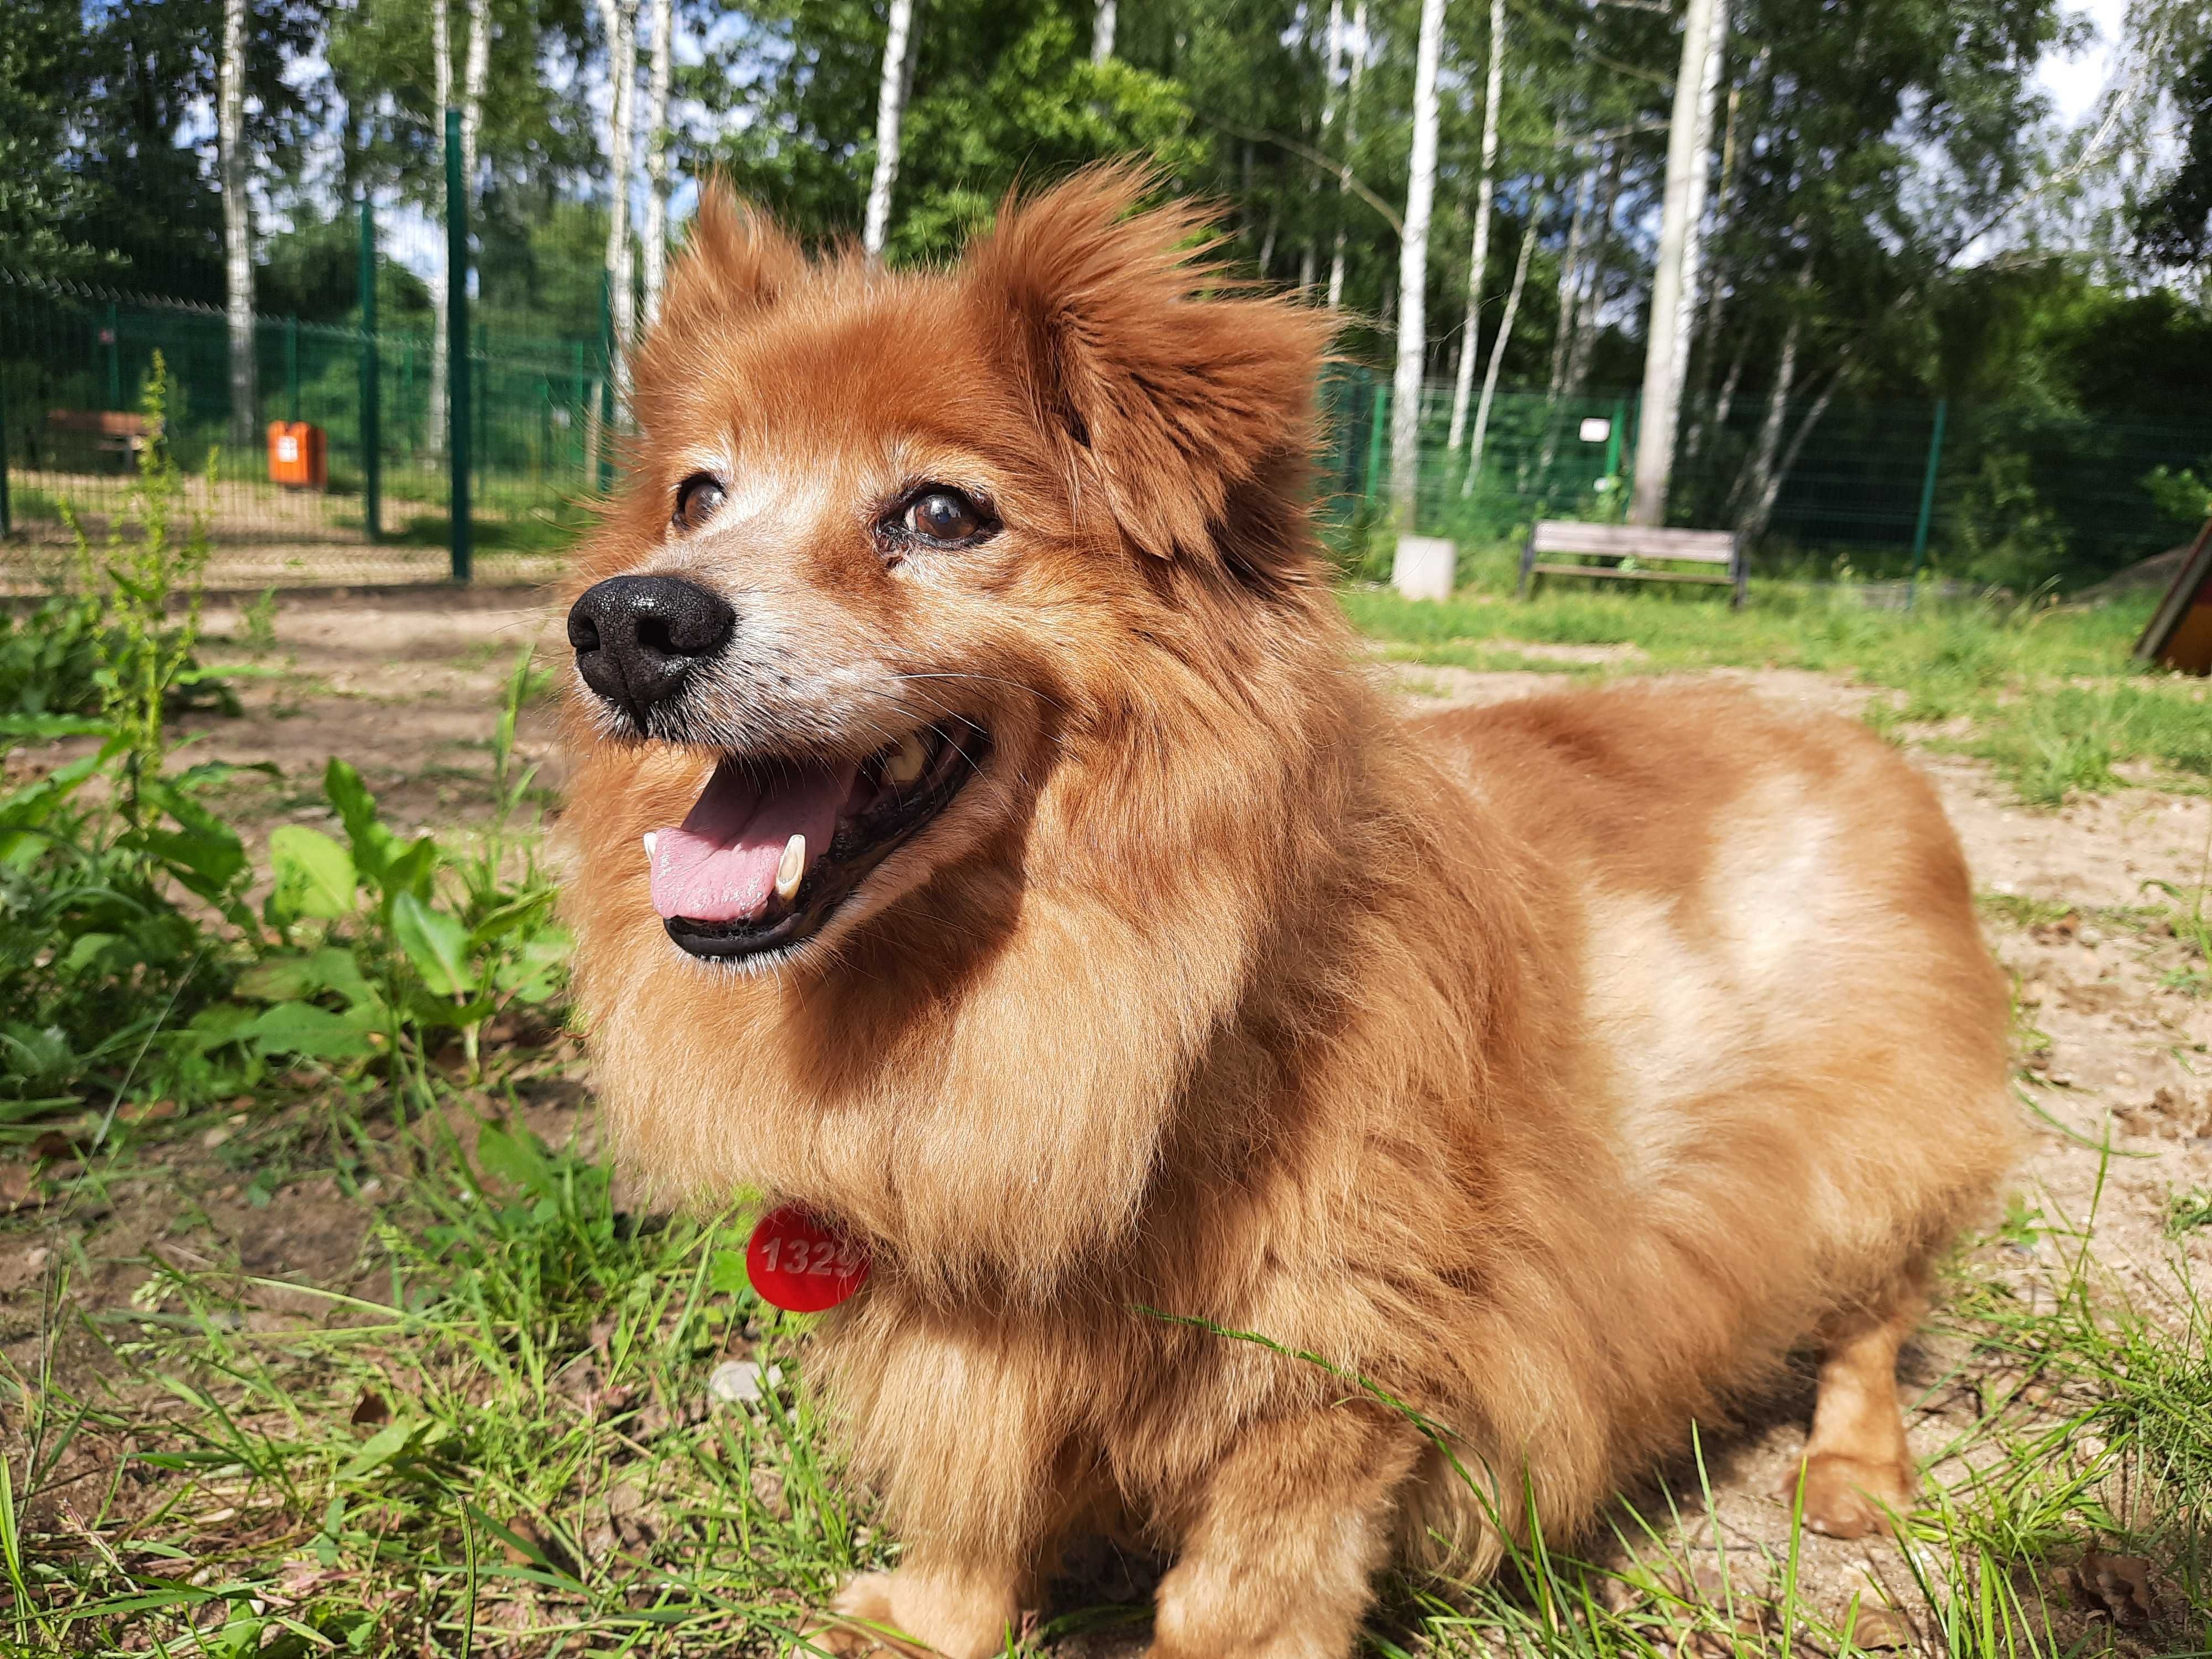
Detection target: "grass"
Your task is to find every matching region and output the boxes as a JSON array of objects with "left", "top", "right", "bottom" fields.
[{"left": 1345, "top": 580, "right": 2211, "bottom": 808}]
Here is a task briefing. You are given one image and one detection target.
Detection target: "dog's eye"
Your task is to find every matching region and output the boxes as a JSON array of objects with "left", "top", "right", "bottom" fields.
[
  {"left": 672, "top": 473, "right": 726, "bottom": 533},
  {"left": 900, "top": 488, "right": 994, "bottom": 546}
]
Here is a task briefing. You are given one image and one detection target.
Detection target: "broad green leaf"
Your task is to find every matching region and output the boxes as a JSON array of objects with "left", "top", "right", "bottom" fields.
[
  {"left": 268, "top": 826, "right": 357, "bottom": 921},
  {"left": 324, "top": 758, "right": 398, "bottom": 884},
  {"left": 391, "top": 891, "right": 471, "bottom": 997},
  {"left": 59, "top": 931, "right": 120, "bottom": 974},
  {"left": 337, "top": 1418, "right": 416, "bottom": 1483},
  {"left": 380, "top": 836, "right": 441, "bottom": 906},
  {"left": 238, "top": 946, "right": 379, "bottom": 1010},
  {"left": 709, "top": 1249, "right": 749, "bottom": 1295},
  {"left": 476, "top": 1122, "right": 555, "bottom": 1201},
  {"left": 244, "top": 1001, "right": 377, "bottom": 1060},
  {"left": 0, "top": 714, "right": 110, "bottom": 742}
]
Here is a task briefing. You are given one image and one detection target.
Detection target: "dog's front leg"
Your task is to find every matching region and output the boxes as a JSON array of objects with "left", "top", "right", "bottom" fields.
[
  {"left": 811, "top": 1344, "right": 1085, "bottom": 1659},
  {"left": 823, "top": 1558, "right": 1024, "bottom": 1659},
  {"left": 1149, "top": 1407, "right": 1420, "bottom": 1659}
]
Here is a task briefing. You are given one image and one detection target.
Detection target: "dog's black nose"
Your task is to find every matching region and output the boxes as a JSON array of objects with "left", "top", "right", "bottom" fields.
[{"left": 567, "top": 575, "right": 737, "bottom": 721}]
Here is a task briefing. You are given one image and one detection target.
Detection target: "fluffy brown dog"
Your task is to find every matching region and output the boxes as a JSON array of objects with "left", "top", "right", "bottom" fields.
[{"left": 561, "top": 166, "right": 2015, "bottom": 1658}]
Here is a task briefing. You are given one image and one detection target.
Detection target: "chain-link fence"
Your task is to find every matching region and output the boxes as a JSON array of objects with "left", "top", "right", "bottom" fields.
[
  {"left": 0, "top": 269, "right": 611, "bottom": 593},
  {"left": 1323, "top": 369, "right": 2212, "bottom": 591}
]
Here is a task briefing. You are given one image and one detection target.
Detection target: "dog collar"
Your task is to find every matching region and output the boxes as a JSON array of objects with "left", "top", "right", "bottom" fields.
[{"left": 745, "top": 1204, "right": 871, "bottom": 1312}]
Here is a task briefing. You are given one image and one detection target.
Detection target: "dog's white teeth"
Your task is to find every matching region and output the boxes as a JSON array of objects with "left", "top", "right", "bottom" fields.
[
  {"left": 775, "top": 833, "right": 806, "bottom": 901},
  {"left": 643, "top": 832, "right": 658, "bottom": 861},
  {"left": 885, "top": 732, "right": 929, "bottom": 787}
]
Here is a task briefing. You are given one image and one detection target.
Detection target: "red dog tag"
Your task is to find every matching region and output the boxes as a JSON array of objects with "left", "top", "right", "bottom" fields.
[{"left": 746, "top": 1205, "right": 870, "bottom": 1313}]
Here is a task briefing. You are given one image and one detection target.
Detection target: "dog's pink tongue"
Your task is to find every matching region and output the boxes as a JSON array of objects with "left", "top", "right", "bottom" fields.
[{"left": 649, "top": 759, "right": 853, "bottom": 923}]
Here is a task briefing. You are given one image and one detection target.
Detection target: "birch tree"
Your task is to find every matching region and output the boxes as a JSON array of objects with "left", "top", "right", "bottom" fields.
[
  {"left": 218, "top": 0, "right": 254, "bottom": 448},
  {"left": 862, "top": 0, "right": 918, "bottom": 262},
  {"left": 427, "top": 0, "right": 451, "bottom": 455},
  {"left": 1446, "top": 0, "right": 1505, "bottom": 455},
  {"left": 1327, "top": 0, "right": 1369, "bottom": 310},
  {"left": 642, "top": 0, "right": 674, "bottom": 326},
  {"left": 1092, "top": 0, "right": 1115, "bottom": 64},
  {"left": 462, "top": 0, "right": 489, "bottom": 199},
  {"left": 1386, "top": 0, "right": 1447, "bottom": 524},
  {"left": 1627, "top": 0, "right": 1726, "bottom": 526},
  {"left": 1545, "top": 154, "right": 1595, "bottom": 399},
  {"left": 597, "top": 0, "right": 639, "bottom": 404},
  {"left": 1462, "top": 197, "right": 1538, "bottom": 495}
]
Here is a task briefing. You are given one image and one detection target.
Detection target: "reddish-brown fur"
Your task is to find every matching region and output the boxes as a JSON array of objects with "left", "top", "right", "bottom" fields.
[{"left": 562, "top": 168, "right": 2016, "bottom": 1658}]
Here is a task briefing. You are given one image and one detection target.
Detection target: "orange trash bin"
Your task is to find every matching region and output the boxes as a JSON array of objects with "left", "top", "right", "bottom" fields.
[{"left": 267, "top": 421, "right": 327, "bottom": 489}]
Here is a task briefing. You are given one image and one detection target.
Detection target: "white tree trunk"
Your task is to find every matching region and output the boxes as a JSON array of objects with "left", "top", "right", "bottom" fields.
[
  {"left": 863, "top": 0, "right": 917, "bottom": 262},
  {"left": 1566, "top": 143, "right": 1619, "bottom": 395},
  {"left": 219, "top": 0, "right": 254, "bottom": 448},
  {"left": 598, "top": 0, "right": 638, "bottom": 409},
  {"left": 1326, "top": 0, "right": 1368, "bottom": 311},
  {"left": 1092, "top": 0, "right": 1116, "bottom": 62},
  {"left": 1446, "top": 0, "right": 1505, "bottom": 452},
  {"left": 462, "top": 0, "right": 489, "bottom": 191},
  {"left": 1463, "top": 201, "right": 1537, "bottom": 498},
  {"left": 1546, "top": 153, "right": 1595, "bottom": 399},
  {"left": 1627, "top": 0, "right": 1726, "bottom": 526},
  {"left": 1729, "top": 310, "right": 1798, "bottom": 528},
  {"left": 1741, "top": 364, "right": 1839, "bottom": 546},
  {"left": 428, "top": 0, "right": 451, "bottom": 456},
  {"left": 1386, "top": 0, "right": 1447, "bottom": 524},
  {"left": 643, "top": 0, "right": 674, "bottom": 326}
]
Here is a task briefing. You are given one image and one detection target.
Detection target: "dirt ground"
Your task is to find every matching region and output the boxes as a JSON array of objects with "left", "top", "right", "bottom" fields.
[{"left": 7, "top": 585, "right": 2208, "bottom": 1648}]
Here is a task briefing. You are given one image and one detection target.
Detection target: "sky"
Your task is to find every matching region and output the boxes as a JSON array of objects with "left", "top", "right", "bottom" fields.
[{"left": 2037, "top": 0, "right": 2127, "bottom": 126}]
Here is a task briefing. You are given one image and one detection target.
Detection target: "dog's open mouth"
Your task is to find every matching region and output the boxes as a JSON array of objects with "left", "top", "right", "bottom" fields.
[{"left": 647, "top": 725, "right": 987, "bottom": 961}]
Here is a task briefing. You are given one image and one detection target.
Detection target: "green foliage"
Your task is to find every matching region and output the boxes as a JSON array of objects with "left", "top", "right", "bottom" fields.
[
  {"left": 223, "top": 658, "right": 569, "bottom": 1090},
  {"left": 0, "top": 592, "right": 105, "bottom": 718},
  {"left": 0, "top": 440, "right": 564, "bottom": 1117},
  {"left": 2142, "top": 465, "right": 2212, "bottom": 528},
  {"left": 1948, "top": 449, "right": 2071, "bottom": 590},
  {"left": 717, "top": 1, "right": 1204, "bottom": 263}
]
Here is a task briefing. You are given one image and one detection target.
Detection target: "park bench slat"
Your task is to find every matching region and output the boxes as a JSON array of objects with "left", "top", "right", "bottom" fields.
[
  {"left": 1521, "top": 518, "right": 1747, "bottom": 611},
  {"left": 48, "top": 410, "right": 151, "bottom": 437},
  {"left": 1528, "top": 521, "right": 1735, "bottom": 562},
  {"left": 1526, "top": 562, "right": 1734, "bottom": 585}
]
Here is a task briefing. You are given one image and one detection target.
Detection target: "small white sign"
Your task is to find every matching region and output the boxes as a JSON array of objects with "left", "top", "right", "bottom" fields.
[
  {"left": 276, "top": 436, "right": 300, "bottom": 463},
  {"left": 1578, "top": 417, "right": 1612, "bottom": 444}
]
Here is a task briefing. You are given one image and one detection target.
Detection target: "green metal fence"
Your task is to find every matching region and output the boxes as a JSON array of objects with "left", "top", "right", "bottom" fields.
[
  {"left": 1323, "top": 369, "right": 2212, "bottom": 591},
  {"left": 4, "top": 279, "right": 2202, "bottom": 596},
  {"left": 0, "top": 265, "right": 610, "bottom": 592}
]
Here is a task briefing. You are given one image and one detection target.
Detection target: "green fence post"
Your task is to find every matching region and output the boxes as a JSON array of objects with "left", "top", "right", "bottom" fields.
[
  {"left": 285, "top": 316, "right": 299, "bottom": 422},
  {"left": 105, "top": 304, "right": 121, "bottom": 409},
  {"left": 1907, "top": 399, "right": 1948, "bottom": 608},
  {"left": 0, "top": 366, "right": 12, "bottom": 539},
  {"left": 1604, "top": 399, "right": 1626, "bottom": 484},
  {"left": 359, "top": 196, "right": 382, "bottom": 542},
  {"left": 446, "top": 107, "right": 472, "bottom": 585},
  {"left": 1363, "top": 379, "right": 1389, "bottom": 513}
]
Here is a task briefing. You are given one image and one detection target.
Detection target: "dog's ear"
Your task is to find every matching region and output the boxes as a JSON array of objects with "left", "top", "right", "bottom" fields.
[
  {"left": 632, "top": 182, "right": 805, "bottom": 422},
  {"left": 965, "top": 165, "right": 1334, "bottom": 565}
]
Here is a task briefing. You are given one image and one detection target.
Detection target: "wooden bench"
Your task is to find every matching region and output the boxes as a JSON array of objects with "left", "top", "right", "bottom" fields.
[
  {"left": 1519, "top": 521, "right": 1746, "bottom": 609},
  {"left": 46, "top": 409, "right": 152, "bottom": 469}
]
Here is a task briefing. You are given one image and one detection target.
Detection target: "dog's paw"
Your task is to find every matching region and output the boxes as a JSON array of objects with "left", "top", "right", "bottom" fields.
[
  {"left": 791, "top": 1574, "right": 934, "bottom": 1658},
  {"left": 1773, "top": 1453, "right": 1914, "bottom": 1539}
]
